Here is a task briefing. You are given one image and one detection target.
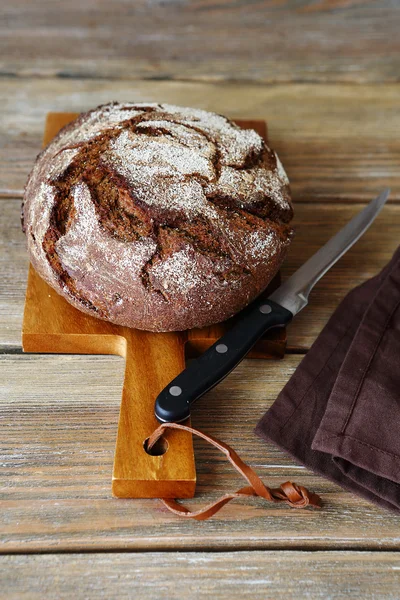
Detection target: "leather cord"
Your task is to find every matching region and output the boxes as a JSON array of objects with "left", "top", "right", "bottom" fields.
[{"left": 147, "top": 422, "right": 322, "bottom": 520}]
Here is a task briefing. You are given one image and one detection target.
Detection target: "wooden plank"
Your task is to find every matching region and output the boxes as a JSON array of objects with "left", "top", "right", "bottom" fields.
[
  {"left": 2, "top": 79, "right": 399, "bottom": 200},
  {"left": 1, "top": 0, "right": 399, "bottom": 84},
  {"left": 2, "top": 353, "right": 400, "bottom": 552},
  {"left": 0, "top": 199, "right": 28, "bottom": 347},
  {"left": 3, "top": 198, "right": 399, "bottom": 351},
  {"left": 2, "top": 551, "right": 400, "bottom": 599}
]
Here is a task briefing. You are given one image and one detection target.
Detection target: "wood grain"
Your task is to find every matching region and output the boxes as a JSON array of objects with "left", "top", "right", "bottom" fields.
[
  {"left": 2, "top": 79, "right": 399, "bottom": 200},
  {"left": 2, "top": 353, "right": 400, "bottom": 552},
  {"left": 2, "top": 551, "right": 400, "bottom": 599},
  {"left": 4, "top": 198, "right": 399, "bottom": 352},
  {"left": 1, "top": 0, "right": 399, "bottom": 84}
]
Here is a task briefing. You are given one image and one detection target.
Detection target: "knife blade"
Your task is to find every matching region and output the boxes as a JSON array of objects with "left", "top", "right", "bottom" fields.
[{"left": 155, "top": 189, "right": 390, "bottom": 423}]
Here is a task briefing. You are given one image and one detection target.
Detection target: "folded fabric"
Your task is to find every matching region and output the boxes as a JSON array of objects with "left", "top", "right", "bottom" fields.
[{"left": 255, "top": 245, "right": 400, "bottom": 511}]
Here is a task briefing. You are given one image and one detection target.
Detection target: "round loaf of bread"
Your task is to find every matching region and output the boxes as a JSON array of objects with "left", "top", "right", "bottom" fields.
[{"left": 22, "top": 102, "right": 293, "bottom": 332}]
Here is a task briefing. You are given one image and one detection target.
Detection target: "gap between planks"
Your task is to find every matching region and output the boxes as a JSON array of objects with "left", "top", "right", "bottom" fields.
[
  {"left": 3, "top": 546, "right": 400, "bottom": 557},
  {"left": 0, "top": 347, "right": 309, "bottom": 355}
]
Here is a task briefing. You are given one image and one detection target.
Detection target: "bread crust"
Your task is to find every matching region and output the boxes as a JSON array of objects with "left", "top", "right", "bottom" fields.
[{"left": 22, "top": 102, "right": 293, "bottom": 332}]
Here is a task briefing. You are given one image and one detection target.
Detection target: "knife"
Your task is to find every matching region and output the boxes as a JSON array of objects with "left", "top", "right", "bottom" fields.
[{"left": 155, "top": 189, "right": 390, "bottom": 423}]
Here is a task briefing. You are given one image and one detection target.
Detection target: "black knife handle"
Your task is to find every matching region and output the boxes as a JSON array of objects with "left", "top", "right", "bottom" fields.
[{"left": 154, "top": 299, "right": 293, "bottom": 423}]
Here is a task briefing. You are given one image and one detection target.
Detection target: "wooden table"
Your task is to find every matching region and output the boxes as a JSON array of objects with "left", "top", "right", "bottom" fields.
[{"left": 1, "top": 2, "right": 400, "bottom": 597}]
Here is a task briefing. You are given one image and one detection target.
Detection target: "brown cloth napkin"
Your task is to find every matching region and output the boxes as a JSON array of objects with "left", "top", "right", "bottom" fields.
[{"left": 255, "top": 246, "right": 400, "bottom": 511}]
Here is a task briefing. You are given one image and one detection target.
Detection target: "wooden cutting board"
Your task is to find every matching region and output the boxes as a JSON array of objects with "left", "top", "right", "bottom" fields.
[{"left": 22, "top": 113, "right": 286, "bottom": 499}]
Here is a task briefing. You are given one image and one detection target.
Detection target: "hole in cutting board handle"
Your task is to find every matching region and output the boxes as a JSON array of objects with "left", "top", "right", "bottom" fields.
[{"left": 143, "top": 436, "right": 169, "bottom": 456}]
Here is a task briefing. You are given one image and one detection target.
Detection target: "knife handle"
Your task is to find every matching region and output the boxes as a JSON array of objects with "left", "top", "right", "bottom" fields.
[{"left": 154, "top": 299, "right": 293, "bottom": 423}]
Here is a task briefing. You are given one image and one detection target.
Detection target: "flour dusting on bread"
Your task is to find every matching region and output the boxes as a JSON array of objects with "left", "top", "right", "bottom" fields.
[{"left": 22, "top": 102, "right": 293, "bottom": 331}]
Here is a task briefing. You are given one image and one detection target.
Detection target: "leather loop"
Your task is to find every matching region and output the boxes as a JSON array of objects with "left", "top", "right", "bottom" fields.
[{"left": 147, "top": 422, "right": 321, "bottom": 520}]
